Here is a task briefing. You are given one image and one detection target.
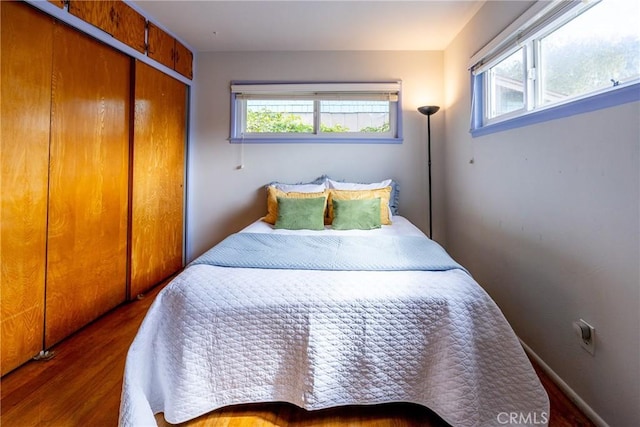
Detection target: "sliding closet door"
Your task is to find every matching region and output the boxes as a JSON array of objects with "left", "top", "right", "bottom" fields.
[
  {"left": 45, "top": 23, "right": 130, "bottom": 347},
  {"left": 0, "top": 1, "right": 53, "bottom": 376},
  {"left": 129, "top": 61, "right": 186, "bottom": 299}
]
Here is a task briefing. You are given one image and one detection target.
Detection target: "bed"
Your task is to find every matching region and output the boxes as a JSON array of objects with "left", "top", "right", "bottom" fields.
[{"left": 119, "top": 180, "right": 549, "bottom": 427}]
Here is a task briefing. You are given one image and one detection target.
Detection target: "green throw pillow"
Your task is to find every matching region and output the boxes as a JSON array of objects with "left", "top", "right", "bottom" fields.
[
  {"left": 331, "top": 198, "right": 382, "bottom": 230},
  {"left": 274, "top": 196, "right": 326, "bottom": 230}
]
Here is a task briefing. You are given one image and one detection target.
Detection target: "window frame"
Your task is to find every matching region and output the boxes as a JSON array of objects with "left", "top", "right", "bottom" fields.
[
  {"left": 229, "top": 81, "right": 404, "bottom": 144},
  {"left": 470, "top": 0, "right": 640, "bottom": 137},
  {"left": 484, "top": 46, "right": 528, "bottom": 124}
]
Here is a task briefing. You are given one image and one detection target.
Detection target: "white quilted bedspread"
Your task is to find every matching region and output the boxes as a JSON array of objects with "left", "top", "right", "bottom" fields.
[{"left": 119, "top": 265, "right": 549, "bottom": 426}]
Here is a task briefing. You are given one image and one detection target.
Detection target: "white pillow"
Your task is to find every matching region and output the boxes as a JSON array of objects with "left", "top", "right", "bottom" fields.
[
  {"left": 327, "top": 178, "right": 392, "bottom": 191},
  {"left": 275, "top": 183, "right": 326, "bottom": 193}
]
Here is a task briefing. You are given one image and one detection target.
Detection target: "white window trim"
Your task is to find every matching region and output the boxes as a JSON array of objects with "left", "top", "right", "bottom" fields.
[
  {"left": 484, "top": 47, "right": 528, "bottom": 125},
  {"left": 469, "top": 0, "right": 640, "bottom": 136},
  {"left": 469, "top": 0, "right": 586, "bottom": 74},
  {"left": 229, "top": 81, "right": 404, "bottom": 144}
]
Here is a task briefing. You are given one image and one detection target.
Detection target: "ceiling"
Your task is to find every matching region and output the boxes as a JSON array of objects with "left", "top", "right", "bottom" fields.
[{"left": 130, "top": 0, "right": 485, "bottom": 52}]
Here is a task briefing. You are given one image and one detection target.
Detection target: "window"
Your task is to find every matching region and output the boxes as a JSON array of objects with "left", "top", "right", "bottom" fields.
[
  {"left": 487, "top": 48, "right": 526, "bottom": 119},
  {"left": 230, "top": 82, "right": 402, "bottom": 143},
  {"left": 470, "top": 0, "right": 640, "bottom": 136}
]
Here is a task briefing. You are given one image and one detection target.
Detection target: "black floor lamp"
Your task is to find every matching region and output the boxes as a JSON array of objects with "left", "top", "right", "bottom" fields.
[{"left": 417, "top": 105, "right": 440, "bottom": 239}]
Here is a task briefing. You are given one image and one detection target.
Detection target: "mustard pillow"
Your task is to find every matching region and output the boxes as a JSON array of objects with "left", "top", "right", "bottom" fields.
[
  {"left": 263, "top": 186, "right": 328, "bottom": 225},
  {"left": 328, "top": 187, "right": 392, "bottom": 225}
]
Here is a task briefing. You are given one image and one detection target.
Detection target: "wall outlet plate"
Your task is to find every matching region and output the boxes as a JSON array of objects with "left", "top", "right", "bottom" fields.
[{"left": 575, "top": 319, "right": 595, "bottom": 355}]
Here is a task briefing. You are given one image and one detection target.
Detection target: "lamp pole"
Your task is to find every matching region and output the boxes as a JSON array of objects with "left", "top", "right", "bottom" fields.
[{"left": 417, "top": 105, "right": 440, "bottom": 239}]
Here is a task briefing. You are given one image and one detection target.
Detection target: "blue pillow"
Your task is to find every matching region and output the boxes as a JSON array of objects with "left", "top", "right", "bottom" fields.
[
  {"left": 267, "top": 175, "right": 329, "bottom": 189},
  {"left": 389, "top": 181, "right": 399, "bottom": 215}
]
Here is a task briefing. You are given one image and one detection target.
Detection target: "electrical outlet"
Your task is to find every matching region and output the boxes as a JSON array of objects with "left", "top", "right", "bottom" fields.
[{"left": 573, "top": 319, "right": 595, "bottom": 355}]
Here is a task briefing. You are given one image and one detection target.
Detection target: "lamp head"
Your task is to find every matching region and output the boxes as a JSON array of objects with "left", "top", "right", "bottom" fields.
[{"left": 417, "top": 105, "right": 440, "bottom": 116}]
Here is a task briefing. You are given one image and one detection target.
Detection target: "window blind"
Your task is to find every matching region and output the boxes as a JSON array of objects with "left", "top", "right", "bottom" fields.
[
  {"left": 231, "top": 82, "right": 401, "bottom": 101},
  {"left": 468, "top": 0, "right": 592, "bottom": 75}
]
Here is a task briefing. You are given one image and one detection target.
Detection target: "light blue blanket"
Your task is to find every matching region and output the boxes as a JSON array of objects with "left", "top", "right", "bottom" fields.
[{"left": 190, "top": 233, "right": 467, "bottom": 272}]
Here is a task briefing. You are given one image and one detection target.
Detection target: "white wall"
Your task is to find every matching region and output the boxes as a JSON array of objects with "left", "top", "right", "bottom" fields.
[
  {"left": 444, "top": 2, "right": 640, "bottom": 425},
  {"left": 188, "top": 51, "right": 444, "bottom": 260}
]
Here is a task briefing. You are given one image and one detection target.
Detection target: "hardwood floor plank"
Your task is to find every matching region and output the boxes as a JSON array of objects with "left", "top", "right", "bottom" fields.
[
  {"left": 530, "top": 359, "right": 594, "bottom": 427},
  {"left": 2, "top": 279, "right": 595, "bottom": 427},
  {"left": 1, "top": 280, "right": 162, "bottom": 426},
  {"left": 162, "top": 402, "right": 449, "bottom": 427}
]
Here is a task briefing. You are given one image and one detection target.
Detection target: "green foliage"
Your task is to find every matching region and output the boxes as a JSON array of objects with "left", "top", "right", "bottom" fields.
[
  {"left": 542, "top": 36, "right": 639, "bottom": 98},
  {"left": 320, "top": 123, "right": 350, "bottom": 132},
  {"left": 360, "top": 122, "right": 390, "bottom": 133},
  {"left": 494, "top": 50, "right": 524, "bottom": 82},
  {"left": 247, "top": 109, "right": 312, "bottom": 133},
  {"left": 248, "top": 109, "right": 354, "bottom": 133},
  {"left": 248, "top": 109, "right": 391, "bottom": 134}
]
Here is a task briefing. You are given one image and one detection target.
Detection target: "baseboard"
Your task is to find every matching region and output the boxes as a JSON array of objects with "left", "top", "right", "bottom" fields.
[{"left": 519, "top": 339, "right": 609, "bottom": 427}]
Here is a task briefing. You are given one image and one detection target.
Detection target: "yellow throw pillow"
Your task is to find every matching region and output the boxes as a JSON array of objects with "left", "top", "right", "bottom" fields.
[
  {"left": 263, "top": 186, "right": 328, "bottom": 225},
  {"left": 328, "top": 187, "right": 392, "bottom": 225}
]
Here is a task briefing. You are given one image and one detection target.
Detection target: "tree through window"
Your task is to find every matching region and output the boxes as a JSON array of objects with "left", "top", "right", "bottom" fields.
[{"left": 230, "top": 82, "right": 402, "bottom": 143}]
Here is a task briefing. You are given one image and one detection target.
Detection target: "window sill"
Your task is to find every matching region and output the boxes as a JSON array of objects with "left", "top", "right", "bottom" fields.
[
  {"left": 472, "top": 82, "right": 640, "bottom": 138},
  {"left": 229, "top": 137, "right": 403, "bottom": 144}
]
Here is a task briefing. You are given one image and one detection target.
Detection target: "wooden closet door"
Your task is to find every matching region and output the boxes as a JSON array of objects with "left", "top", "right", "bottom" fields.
[
  {"left": 45, "top": 23, "right": 130, "bottom": 347},
  {"left": 1, "top": 1, "right": 53, "bottom": 376},
  {"left": 129, "top": 61, "right": 186, "bottom": 298}
]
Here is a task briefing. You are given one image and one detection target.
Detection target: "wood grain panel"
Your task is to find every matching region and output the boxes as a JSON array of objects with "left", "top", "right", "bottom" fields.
[
  {"left": 68, "top": 0, "right": 115, "bottom": 35},
  {"left": 45, "top": 22, "right": 130, "bottom": 347},
  {"left": 0, "top": 1, "right": 53, "bottom": 376},
  {"left": 68, "top": 0, "right": 146, "bottom": 53},
  {"left": 147, "top": 22, "right": 175, "bottom": 70},
  {"left": 130, "top": 61, "right": 186, "bottom": 298},
  {"left": 48, "top": 0, "right": 64, "bottom": 8},
  {"left": 173, "top": 39, "right": 193, "bottom": 79},
  {"left": 159, "top": 402, "right": 448, "bottom": 427},
  {"left": 111, "top": 1, "right": 146, "bottom": 53}
]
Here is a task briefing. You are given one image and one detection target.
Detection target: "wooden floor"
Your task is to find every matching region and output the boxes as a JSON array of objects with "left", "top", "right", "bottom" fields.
[{"left": 1, "top": 281, "right": 595, "bottom": 427}]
